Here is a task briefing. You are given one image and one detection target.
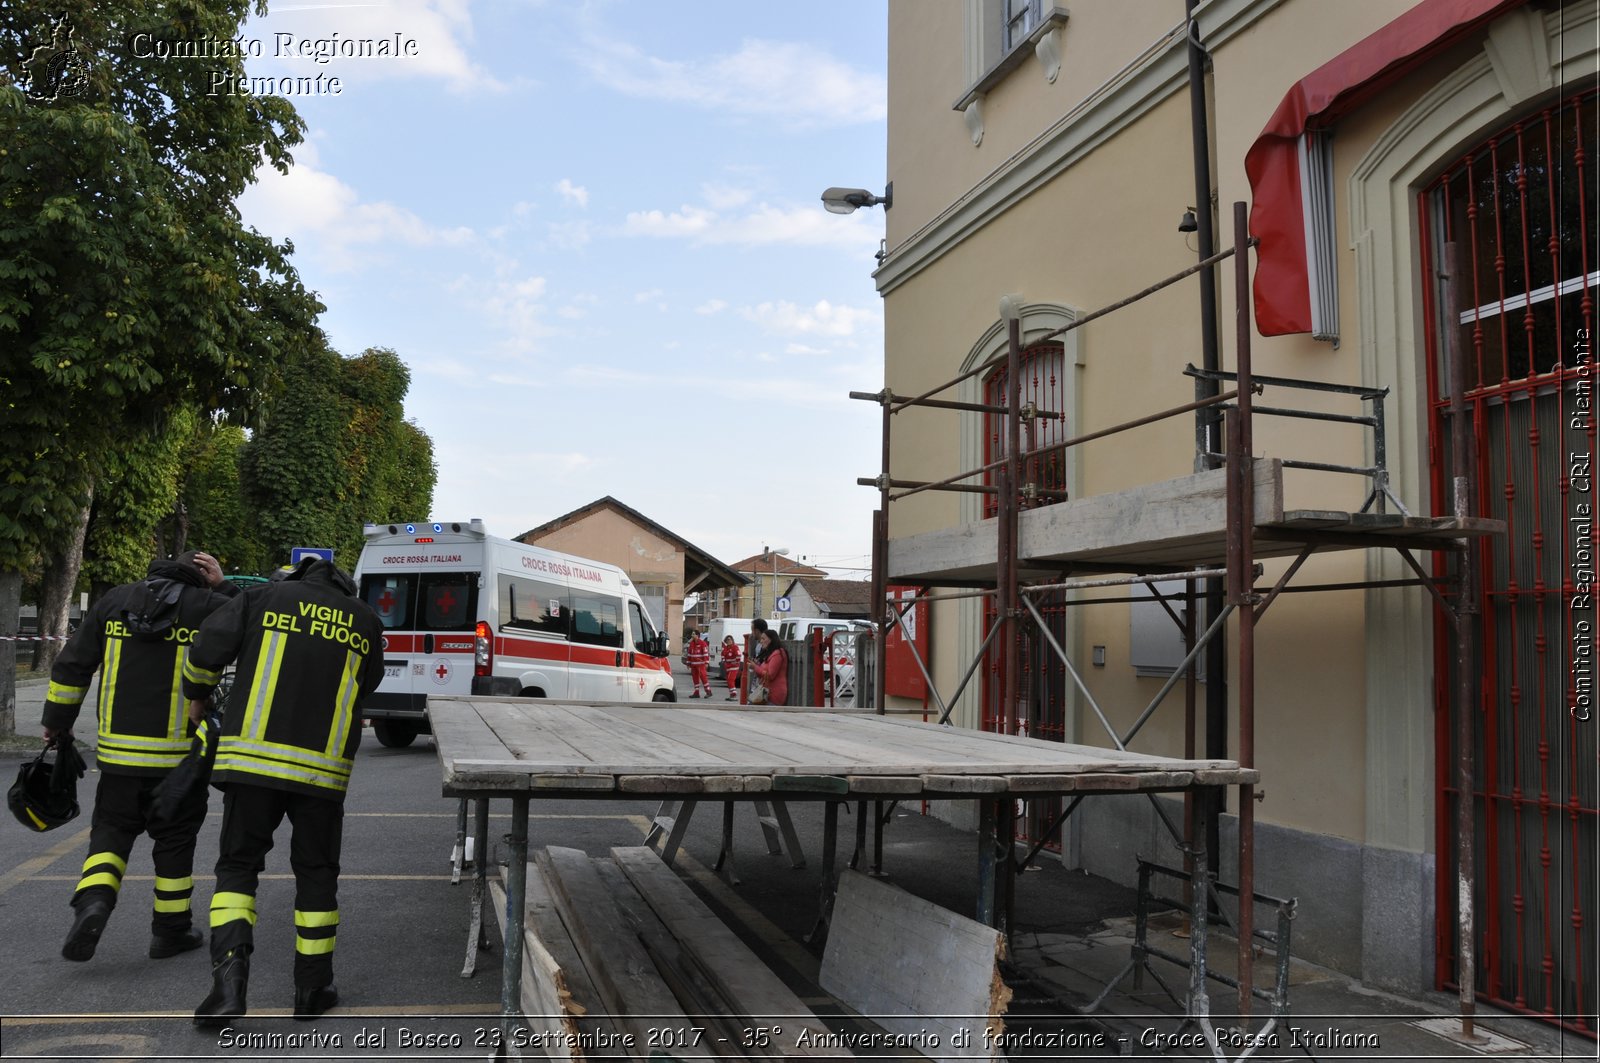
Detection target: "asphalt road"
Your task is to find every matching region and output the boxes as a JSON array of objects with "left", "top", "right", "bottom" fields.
[{"left": 0, "top": 666, "right": 1130, "bottom": 1062}]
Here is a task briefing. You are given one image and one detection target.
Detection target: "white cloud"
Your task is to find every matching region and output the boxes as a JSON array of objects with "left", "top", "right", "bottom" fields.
[
  {"left": 555, "top": 178, "right": 589, "bottom": 208},
  {"left": 240, "top": 147, "right": 473, "bottom": 268},
  {"left": 622, "top": 206, "right": 715, "bottom": 238},
  {"left": 633, "top": 288, "right": 663, "bottom": 303},
  {"left": 472, "top": 275, "right": 554, "bottom": 354},
  {"left": 740, "top": 299, "right": 880, "bottom": 338},
  {"left": 700, "top": 181, "right": 753, "bottom": 208},
  {"left": 244, "top": 0, "right": 504, "bottom": 93},
  {"left": 579, "top": 36, "right": 885, "bottom": 127},
  {"left": 620, "top": 200, "right": 880, "bottom": 252},
  {"left": 785, "top": 342, "right": 829, "bottom": 355},
  {"left": 695, "top": 299, "right": 728, "bottom": 315},
  {"left": 546, "top": 220, "right": 591, "bottom": 251}
]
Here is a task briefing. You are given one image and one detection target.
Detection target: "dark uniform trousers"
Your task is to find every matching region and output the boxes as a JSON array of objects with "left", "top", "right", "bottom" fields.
[
  {"left": 209, "top": 784, "right": 344, "bottom": 989},
  {"left": 74, "top": 772, "right": 207, "bottom": 935}
]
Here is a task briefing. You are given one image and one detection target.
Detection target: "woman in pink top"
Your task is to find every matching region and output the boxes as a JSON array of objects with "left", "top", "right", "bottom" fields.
[{"left": 750, "top": 630, "right": 789, "bottom": 706}]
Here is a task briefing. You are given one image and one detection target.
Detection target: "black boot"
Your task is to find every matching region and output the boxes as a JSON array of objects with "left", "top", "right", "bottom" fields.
[
  {"left": 193, "top": 949, "right": 249, "bottom": 1028},
  {"left": 61, "top": 899, "right": 111, "bottom": 962},
  {"left": 293, "top": 983, "right": 338, "bottom": 1021},
  {"left": 150, "top": 926, "right": 204, "bottom": 959}
]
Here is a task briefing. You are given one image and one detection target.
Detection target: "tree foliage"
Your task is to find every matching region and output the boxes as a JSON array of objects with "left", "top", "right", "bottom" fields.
[
  {"left": 178, "top": 421, "right": 264, "bottom": 575},
  {"left": 0, "top": 0, "right": 321, "bottom": 574},
  {"left": 242, "top": 345, "right": 437, "bottom": 568},
  {"left": 82, "top": 409, "right": 195, "bottom": 593}
]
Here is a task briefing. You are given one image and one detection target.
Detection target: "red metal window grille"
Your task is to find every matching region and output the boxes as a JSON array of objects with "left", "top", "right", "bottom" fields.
[{"left": 1422, "top": 87, "right": 1598, "bottom": 1036}]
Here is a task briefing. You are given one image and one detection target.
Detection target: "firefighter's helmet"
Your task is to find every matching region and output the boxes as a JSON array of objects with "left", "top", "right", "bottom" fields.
[{"left": 7, "top": 737, "right": 86, "bottom": 832}]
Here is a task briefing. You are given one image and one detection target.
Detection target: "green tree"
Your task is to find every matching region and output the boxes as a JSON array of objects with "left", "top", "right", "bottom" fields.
[
  {"left": 82, "top": 409, "right": 195, "bottom": 597},
  {"left": 242, "top": 345, "right": 436, "bottom": 569},
  {"left": 178, "top": 421, "right": 265, "bottom": 575},
  {"left": 0, "top": 0, "right": 321, "bottom": 733}
]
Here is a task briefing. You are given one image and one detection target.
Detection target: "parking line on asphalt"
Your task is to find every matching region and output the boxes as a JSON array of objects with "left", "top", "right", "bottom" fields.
[
  {"left": 4, "top": 1002, "right": 501, "bottom": 1024},
  {"left": 0, "top": 825, "right": 90, "bottom": 898}
]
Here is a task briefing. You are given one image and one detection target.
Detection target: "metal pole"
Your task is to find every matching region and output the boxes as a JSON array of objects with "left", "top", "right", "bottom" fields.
[
  {"left": 1442, "top": 242, "right": 1481, "bottom": 1041},
  {"left": 1001, "top": 318, "right": 1023, "bottom": 737},
  {"left": 499, "top": 796, "right": 529, "bottom": 1053},
  {"left": 1232, "top": 200, "right": 1257, "bottom": 1021}
]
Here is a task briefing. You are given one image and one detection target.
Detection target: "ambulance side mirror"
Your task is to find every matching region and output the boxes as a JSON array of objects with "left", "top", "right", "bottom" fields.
[{"left": 652, "top": 633, "right": 670, "bottom": 658}]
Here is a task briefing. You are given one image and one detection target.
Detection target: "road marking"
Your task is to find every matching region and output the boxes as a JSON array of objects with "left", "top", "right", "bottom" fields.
[
  {"left": 5, "top": 1002, "right": 500, "bottom": 1025},
  {"left": 0, "top": 825, "right": 90, "bottom": 897}
]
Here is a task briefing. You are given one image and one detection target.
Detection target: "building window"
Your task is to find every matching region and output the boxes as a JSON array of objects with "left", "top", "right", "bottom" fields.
[
  {"left": 982, "top": 341, "right": 1069, "bottom": 517},
  {"left": 1003, "top": 0, "right": 1041, "bottom": 52}
]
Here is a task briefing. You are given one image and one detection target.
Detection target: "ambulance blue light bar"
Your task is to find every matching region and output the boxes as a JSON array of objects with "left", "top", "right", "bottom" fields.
[{"left": 363, "top": 519, "right": 487, "bottom": 538}]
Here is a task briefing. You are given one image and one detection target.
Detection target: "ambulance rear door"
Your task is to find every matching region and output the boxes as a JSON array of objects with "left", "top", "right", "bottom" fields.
[{"left": 359, "top": 561, "right": 482, "bottom": 707}]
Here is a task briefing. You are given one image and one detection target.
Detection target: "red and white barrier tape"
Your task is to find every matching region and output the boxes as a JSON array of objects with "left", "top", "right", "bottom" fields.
[{"left": 0, "top": 634, "right": 72, "bottom": 641}]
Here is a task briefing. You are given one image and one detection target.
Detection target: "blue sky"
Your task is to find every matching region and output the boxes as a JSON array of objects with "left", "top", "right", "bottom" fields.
[{"left": 234, "top": 0, "right": 888, "bottom": 575}]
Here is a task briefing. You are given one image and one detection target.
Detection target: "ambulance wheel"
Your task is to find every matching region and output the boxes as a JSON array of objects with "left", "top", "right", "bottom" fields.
[
  {"left": 374, "top": 721, "right": 418, "bottom": 748},
  {"left": 520, "top": 687, "right": 545, "bottom": 698},
  {"left": 653, "top": 690, "right": 674, "bottom": 703}
]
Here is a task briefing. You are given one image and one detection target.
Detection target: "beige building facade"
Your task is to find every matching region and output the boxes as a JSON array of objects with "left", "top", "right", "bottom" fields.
[
  {"left": 880, "top": 0, "right": 1595, "bottom": 1022},
  {"left": 517, "top": 497, "right": 747, "bottom": 646}
]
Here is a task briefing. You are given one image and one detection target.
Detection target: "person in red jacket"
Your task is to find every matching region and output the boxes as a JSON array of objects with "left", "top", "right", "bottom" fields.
[
  {"left": 750, "top": 629, "right": 789, "bottom": 706},
  {"left": 719, "top": 635, "right": 743, "bottom": 701},
  {"left": 685, "top": 628, "right": 712, "bottom": 699}
]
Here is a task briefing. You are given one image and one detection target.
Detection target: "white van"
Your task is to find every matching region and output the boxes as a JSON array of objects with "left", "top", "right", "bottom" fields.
[
  {"left": 353, "top": 520, "right": 674, "bottom": 747},
  {"left": 704, "top": 617, "right": 753, "bottom": 678}
]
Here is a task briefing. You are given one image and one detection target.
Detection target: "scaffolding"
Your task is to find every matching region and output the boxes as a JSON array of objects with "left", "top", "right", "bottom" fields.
[{"left": 853, "top": 202, "right": 1504, "bottom": 1047}]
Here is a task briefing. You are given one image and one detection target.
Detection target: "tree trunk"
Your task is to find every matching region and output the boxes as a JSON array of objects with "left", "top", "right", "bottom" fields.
[
  {"left": 172, "top": 498, "right": 189, "bottom": 556},
  {"left": 36, "top": 490, "right": 92, "bottom": 675},
  {"left": 0, "top": 569, "right": 20, "bottom": 738}
]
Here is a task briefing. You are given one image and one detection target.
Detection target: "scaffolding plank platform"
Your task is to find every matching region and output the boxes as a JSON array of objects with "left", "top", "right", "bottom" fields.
[
  {"left": 433, "top": 698, "right": 1252, "bottom": 797},
  {"left": 887, "top": 459, "right": 1503, "bottom": 581}
]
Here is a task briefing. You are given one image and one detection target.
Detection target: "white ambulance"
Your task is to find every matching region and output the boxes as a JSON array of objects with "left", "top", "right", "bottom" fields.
[{"left": 353, "top": 520, "right": 674, "bottom": 747}]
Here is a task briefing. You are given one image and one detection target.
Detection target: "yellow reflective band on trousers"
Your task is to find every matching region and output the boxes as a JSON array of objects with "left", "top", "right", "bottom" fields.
[
  {"left": 210, "top": 891, "right": 257, "bottom": 928},
  {"left": 243, "top": 631, "right": 288, "bottom": 742},
  {"left": 326, "top": 650, "right": 361, "bottom": 757},
  {"left": 153, "top": 875, "right": 194, "bottom": 913},
  {"left": 47, "top": 680, "right": 87, "bottom": 705},
  {"left": 77, "top": 852, "right": 127, "bottom": 894},
  {"left": 295, "top": 909, "right": 339, "bottom": 955}
]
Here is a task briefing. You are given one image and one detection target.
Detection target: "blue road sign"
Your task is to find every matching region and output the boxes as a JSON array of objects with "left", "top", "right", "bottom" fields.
[
  {"left": 776, "top": 596, "right": 792, "bottom": 612},
  {"left": 290, "top": 546, "right": 336, "bottom": 564}
]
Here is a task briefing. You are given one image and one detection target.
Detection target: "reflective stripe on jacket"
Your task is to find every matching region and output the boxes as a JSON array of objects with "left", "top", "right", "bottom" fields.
[{"left": 183, "top": 560, "right": 384, "bottom": 801}]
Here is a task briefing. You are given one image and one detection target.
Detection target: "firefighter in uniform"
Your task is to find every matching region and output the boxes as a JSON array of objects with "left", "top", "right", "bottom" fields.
[
  {"left": 41, "top": 551, "right": 236, "bottom": 962},
  {"left": 180, "top": 556, "right": 384, "bottom": 1027}
]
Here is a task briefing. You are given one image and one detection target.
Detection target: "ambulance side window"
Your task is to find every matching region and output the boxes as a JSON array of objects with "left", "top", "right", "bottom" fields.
[
  {"left": 361, "top": 575, "right": 414, "bottom": 630},
  {"left": 499, "top": 576, "right": 569, "bottom": 638},
  {"left": 628, "top": 601, "right": 656, "bottom": 655},
  {"left": 418, "top": 573, "right": 477, "bottom": 632},
  {"left": 570, "top": 591, "right": 623, "bottom": 649}
]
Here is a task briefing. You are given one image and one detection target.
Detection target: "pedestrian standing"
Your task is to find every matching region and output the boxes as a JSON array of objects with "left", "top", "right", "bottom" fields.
[
  {"left": 685, "top": 627, "right": 712, "bottom": 699},
  {"left": 750, "top": 629, "right": 790, "bottom": 706},
  {"left": 719, "top": 635, "right": 743, "bottom": 701},
  {"left": 42, "top": 551, "right": 237, "bottom": 962},
  {"left": 180, "top": 557, "right": 384, "bottom": 1027}
]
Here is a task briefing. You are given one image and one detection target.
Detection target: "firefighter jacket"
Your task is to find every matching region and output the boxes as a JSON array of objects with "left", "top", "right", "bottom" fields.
[
  {"left": 43, "top": 560, "right": 238, "bottom": 776},
  {"left": 181, "top": 558, "right": 384, "bottom": 802}
]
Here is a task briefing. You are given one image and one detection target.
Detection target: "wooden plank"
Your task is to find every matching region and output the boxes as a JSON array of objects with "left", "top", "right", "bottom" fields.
[
  {"left": 488, "top": 878, "right": 585, "bottom": 1059},
  {"left": 522, "top": 863, "right": 631, "bottom": 1054},
  {"left": 772, "top": 775, "right": 850, "bottom": 795},
  {"left": 819, "top": 871, "right": 1009, "bottom": 1062},
  {"left": 612, "top": 847, "right": 845, "bottom": 1058},
  {"left": 847, "top": 775, "right": 923, "bottom": 795},
  {"left": 701, "top": 774, "right": 773, "bottom": 794},
  {"left": 921, "top": 774, "right": 1008, "bottom": 794},
  {"left": 619, "top": 775, "right": 707, "bottom": 794},
  {"left": 1194, "top": 768, "right": 1260, "bottom": 785},
  {"left": 537, "top": 846, "right": 692, "bottom": 1055}
]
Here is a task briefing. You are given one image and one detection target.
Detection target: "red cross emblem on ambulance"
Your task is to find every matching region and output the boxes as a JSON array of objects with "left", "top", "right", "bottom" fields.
[{"left": 432, "top": 659, "right": 453, "bottom": 685}]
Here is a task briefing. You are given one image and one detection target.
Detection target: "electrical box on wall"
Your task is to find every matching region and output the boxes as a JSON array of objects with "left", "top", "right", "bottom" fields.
[{"left": 1129, "top": 580, "right": 1206, "bottom": 681}]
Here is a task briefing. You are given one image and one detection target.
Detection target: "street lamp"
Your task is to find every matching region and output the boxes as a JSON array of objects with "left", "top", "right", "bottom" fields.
[
  {"left": 820, "top": 184, "right": 892, "bottom": 215},
  {"left": 762, "top": 547, "right": 790, "bottom": 619}
]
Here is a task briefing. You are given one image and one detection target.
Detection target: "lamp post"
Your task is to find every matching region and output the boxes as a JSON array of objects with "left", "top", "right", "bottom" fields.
[{"left": 762, "top": 547, "right": 790, "bottom": 620}]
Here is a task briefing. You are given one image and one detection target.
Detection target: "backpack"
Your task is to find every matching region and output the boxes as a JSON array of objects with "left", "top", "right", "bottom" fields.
[{"left": 120, "top": 577, "right": 185, "bottom": 641}]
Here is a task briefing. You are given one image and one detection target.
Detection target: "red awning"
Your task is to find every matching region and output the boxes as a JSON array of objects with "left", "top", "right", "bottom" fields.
[{"left": 1244, "top": 0, "right": 1529, "bottom": 336}]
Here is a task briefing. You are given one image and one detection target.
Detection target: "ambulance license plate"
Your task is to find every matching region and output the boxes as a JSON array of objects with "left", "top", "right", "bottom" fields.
[{"left": 384, "top": 663, "right": 404, "bottom": 679}]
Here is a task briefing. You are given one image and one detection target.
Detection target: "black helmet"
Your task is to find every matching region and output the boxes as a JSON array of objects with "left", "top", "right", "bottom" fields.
[{"left": 7, "top": 737, "right": 87, "bottom": 832}]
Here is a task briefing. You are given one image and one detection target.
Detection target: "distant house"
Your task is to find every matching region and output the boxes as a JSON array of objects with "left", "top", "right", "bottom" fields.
[
  {"left": 725, "top": 551, "right": 826, "bottom": 621},
  {"left": 781, "top": 578, "right": 871, "bottom": 621},
  {"left": 517, "top": 497, "right": 747, "bottom": 642}
]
